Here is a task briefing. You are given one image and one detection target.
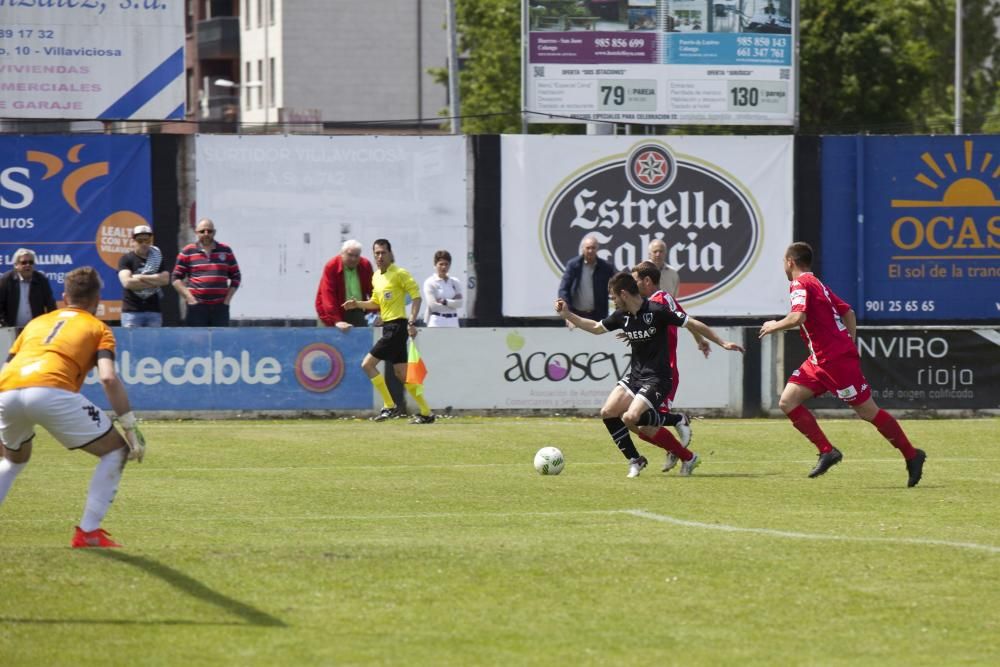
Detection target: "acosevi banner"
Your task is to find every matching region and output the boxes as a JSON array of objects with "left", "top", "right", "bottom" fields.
[
  {"left": 0, "top": 135, "right": 153, "bottom": 320},
  {"left": 415, "top": 326, "right": 744, "bottom": 411},
  {"left": 0, "top": 2, "right": 184, "bottom": 120},
  {"left": 501, "top": 135, "right": 793, "bottom": 317},
  {"left": 81, "top": 327, "right": 372, "bottom": 411}
]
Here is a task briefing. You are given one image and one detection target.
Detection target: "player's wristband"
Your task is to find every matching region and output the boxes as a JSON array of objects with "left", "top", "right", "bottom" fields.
[
  {"left": 118, "top": 411, "right": 138, "bottom": 430},
  {"left": 408, "top": 321, "right": 416, "bottom": 326}
]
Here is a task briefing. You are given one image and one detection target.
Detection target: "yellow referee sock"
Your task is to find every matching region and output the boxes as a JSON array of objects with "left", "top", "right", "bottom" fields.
[
  {"left": 405, "top": 383, "right": 431, "bottom": 416},
  {"left": 371, "top": 375, "right": 395, "bottom": 408}
]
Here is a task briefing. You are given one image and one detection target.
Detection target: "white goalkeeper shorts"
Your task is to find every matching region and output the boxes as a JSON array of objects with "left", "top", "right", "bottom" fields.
[{"left": 0, "top": 387, "right": 113, "bottom": 451}]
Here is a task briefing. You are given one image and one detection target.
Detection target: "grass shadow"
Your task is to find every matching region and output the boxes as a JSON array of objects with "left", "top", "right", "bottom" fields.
[
  {"left": 0, "top": 617, "right": 247, "bottom": 627},
  {"left": 86, "top": 550, "right": 287, "bottom": 628}
]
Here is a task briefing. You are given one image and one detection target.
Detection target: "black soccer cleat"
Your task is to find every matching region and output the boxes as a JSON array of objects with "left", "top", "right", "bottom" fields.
[
  {"left": 808, "top": 447, "right": 843, "bottom": 478},
  {"left": 906, "top": 449, "right": 927, "bottom": 488},
  {"left": 409, "top": 413, "right": 436, "bottom": 425},
  {"left": 372, "top": 406, "right": 402, "bottom": 422}
]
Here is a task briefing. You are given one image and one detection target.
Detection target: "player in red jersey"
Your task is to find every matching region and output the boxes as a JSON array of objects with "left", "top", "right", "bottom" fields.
[
  {"left": 632, "top": 261, "right": 711, "bottom": 471},
  {"left": 758, "top": 242, "right": 926, "bottom": 487}
]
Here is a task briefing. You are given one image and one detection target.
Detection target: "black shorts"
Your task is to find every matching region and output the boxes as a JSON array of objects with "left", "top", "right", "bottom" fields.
[
  {"left": 618, "top": 372, "right": 672, "bottom": 410},
  {"left": 370, "top": 318, "right": 409, "bottom": 364}
]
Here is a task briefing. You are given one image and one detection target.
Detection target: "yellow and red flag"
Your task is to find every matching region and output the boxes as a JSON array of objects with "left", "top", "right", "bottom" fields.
[{"left": 406, "top": 339, "right": 428, "bottom": 385}]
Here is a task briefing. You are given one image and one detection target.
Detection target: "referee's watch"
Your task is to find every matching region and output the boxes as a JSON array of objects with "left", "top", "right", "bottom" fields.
[{"left": 408, "top": 320, "right": 417, "bottom": 326}]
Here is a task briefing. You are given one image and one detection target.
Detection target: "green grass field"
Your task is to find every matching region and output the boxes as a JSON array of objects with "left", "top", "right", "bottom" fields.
[{"left": 1, "top": 416, "right": 998, "bottom": 666}]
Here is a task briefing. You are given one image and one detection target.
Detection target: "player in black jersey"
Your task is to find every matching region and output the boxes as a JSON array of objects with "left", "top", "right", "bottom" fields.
[{"left": 556, "top": 272, "right": 744, "bottom": 478}]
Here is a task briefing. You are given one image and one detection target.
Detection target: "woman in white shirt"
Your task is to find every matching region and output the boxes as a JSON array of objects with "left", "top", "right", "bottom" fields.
[{"left": 422, "top": 250, "right": 463, "bottom": 327}]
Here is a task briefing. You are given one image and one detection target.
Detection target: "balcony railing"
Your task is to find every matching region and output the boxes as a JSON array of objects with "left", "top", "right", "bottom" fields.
[{"left": 197, "top": 16, "right": 239, "bottom": 60}]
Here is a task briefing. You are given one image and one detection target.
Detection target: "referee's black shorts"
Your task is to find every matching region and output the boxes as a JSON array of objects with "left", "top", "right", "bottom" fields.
[{"left": 370, "top": 318, "right": 409, "bottom": 364}]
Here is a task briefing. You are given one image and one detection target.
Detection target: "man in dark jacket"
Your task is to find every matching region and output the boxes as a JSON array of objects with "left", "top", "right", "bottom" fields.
[
  {"left": 558, "top": 234, "right": 615, "bottom": 324},
  {"left": 0, "top": 248, "right": 57, "bottom": 330}
]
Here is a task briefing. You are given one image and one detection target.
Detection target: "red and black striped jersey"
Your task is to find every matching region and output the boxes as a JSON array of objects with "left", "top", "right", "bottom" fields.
[{"left": 171, "top": 241, "right": 241, "bottom": 305}]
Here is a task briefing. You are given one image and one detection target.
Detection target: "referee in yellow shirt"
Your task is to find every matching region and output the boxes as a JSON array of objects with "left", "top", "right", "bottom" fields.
[{"left": 343, "top": 239, "right": 435, "bottom": 424}]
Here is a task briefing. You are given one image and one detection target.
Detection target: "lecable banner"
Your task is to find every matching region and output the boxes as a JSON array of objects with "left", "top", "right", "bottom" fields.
[
  {"left": 501, "top": 135, "right": 793, "bottom": 317},
  {"left": 81, "top": 327, "right": 372, "bottom": 411},
  {"left": 0, "top": 2, "right": 184, "bottom": 120},
  {"left": 0, "top": 136, "right": 152, "bottom": 319}
]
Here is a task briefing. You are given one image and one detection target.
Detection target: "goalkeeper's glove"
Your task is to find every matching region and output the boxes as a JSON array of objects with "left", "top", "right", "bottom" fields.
[{"left": 117, "top": 411, "right": 146, "bottom": 463}]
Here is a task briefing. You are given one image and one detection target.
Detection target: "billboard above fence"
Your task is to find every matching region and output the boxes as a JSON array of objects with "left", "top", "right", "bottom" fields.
[
  {"left": 0, "top": 3, "right": 184, "bottom": 120},
  {"left": 523, "top": 0, "right": 797, "bottom": 125},
  {"left": 196, "top": 135, "right": 470, "bottom": 321},
  {"left": 821, "top": 136, "right": 1000, "bottom": 322},
  {"left": 0, "top": 135, "right": 153, "bottom": 320},
  {"left": 501, "top": 135, "right": 793, "bottom": 317}
]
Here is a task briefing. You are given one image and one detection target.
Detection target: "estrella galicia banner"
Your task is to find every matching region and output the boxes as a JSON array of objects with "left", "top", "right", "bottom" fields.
[
  {"left": 0, "top": 135, "right": 152, "bottom": 320},
  {"left": 821, "top": 136, "right": 1000, "bottom": 321},
  {"left": 781, "top": 328, "right": 1000, "bottom": 410},
  {"left": 0, "top": 3, "right": 184, "bottom": 120},
  {"left": 80, "top": 328, "right": 372, "bottom": 411},
  {"left": 501, "top": 135, "right": 793, "bottom": 316}
]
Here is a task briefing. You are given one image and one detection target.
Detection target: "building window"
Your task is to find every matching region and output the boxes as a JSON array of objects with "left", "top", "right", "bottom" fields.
[
  {"left": 257, "top": 0, "right": 262, "bottom": 28},
  {"left": 256, "top": 59, "right": 263, "bottom": 109},
  {"left": 268, "top": 57, "right": 276, "bottom": 108},
  {"left": 244, "top": 0, "right": 250, "bottom": 29},
  {"left": 245, "top": 61, "right": 251, "bottom": 110},
  {"left": 268, "top": 0, "right": 275, "bottom": 25}
]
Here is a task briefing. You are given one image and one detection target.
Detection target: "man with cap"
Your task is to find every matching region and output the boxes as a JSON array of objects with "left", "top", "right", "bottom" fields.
[{"left": 117, "top": 224, "right": 170, "bottom": 328}]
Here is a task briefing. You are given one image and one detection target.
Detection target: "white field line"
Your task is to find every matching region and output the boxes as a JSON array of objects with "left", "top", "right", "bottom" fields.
[
  {"left": 32, "top": 456, "right": 1000, "bottom": 474},
  {"left": 624, "top": 509, "right": 1000, "bottom": 555},
  {"left": 5, "top": 508, "right": 1000, "bottom": 556}
]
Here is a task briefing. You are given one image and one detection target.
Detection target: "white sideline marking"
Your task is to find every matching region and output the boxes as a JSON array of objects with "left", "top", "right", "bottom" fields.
[{"left": 625, "top": 509, "right": 1000, "bottom": 555}]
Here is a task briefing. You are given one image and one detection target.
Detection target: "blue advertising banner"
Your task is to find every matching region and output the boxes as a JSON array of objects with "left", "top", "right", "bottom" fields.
[
  {"left": 821, "top": 136, "right": 1000, "bottom": 322},
  {"left": 0, "top": 135, "right": 152, "bottom": 321},
  {"left": 80, "top": 328, "right": 372, "bottom": 411}
]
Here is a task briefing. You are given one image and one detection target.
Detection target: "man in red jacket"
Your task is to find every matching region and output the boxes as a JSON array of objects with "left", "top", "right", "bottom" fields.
[{"left": 315, "top": 240, "right": 374, "bottom": 331}]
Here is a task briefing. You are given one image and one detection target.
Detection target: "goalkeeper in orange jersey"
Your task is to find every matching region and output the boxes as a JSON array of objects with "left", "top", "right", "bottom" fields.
[{"left": 0, "top": 266, "right": 146, "bottom": 548}]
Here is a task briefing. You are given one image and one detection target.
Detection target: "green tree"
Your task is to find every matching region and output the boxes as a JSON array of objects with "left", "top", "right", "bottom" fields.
[{"left": 430, "top": 0, "right": 522, "bottom": 134}]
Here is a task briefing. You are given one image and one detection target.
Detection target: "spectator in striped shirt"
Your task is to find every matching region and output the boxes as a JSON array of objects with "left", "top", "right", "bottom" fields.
[{"left": 171, "top": 218, "right": 242, "bottom": 327}]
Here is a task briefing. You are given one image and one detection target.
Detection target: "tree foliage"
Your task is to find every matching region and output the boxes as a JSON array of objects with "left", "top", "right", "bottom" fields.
[{"left": 441, "top": 0, "right": 1000, "bottom": 134}]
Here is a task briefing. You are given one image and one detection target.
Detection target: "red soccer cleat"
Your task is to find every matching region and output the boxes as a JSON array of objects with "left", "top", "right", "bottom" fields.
[{"left": 71, "top": 526, "right": 122, "bottom": 549}]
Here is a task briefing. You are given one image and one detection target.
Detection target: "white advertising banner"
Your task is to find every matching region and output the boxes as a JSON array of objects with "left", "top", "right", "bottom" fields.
[
  {"left": 0, "top": 2, "right": 185, "bottom": 120},
  {"left": 524, "top": 0, "right": 796, "bottom": 126},
  {"left": 196, "top": 135, "right": 469, "bottom": 320},
  {"left": 500, "top": 135, "right": 793, "bottom": 317},
  {"left": 415, "top": 327, "right": 743, "bottom": 412}
]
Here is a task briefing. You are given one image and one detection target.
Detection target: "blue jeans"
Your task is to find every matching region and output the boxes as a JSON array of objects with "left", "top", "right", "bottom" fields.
[{"left": 121, "top": 311, "right": 162, "bottom": 328}]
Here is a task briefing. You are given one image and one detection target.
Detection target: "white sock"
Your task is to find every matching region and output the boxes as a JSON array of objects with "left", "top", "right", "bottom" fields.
[
  {"left": 0, "top": 458, "right": 27, "bottom": 505},
  {"left": 80, "top": 448, "right": 126, "bottom": 532}
]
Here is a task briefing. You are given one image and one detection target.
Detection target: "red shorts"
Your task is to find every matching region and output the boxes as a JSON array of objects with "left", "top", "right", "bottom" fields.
[{"left": 788, "top": 356, "right": 872, "bottom": 406}]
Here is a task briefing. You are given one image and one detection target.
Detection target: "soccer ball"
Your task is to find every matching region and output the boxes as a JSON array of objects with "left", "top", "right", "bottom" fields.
[{"left": 534, "top": 446, "right": 565, "bottom": 475}]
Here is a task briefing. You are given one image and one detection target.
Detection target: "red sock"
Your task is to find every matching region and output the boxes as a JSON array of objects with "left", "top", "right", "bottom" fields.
[
  {"left": 646, "top": 427, "right": 693, "bottom": 461},
  {"left": 637, "top": 431, "right": 665, "bottom": 449},
  {"left": 787, "top": 405, "right": 834, "bottom": 454},
  {"left": 872, "top": 409, "right": 917, "bottom": 459}
]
